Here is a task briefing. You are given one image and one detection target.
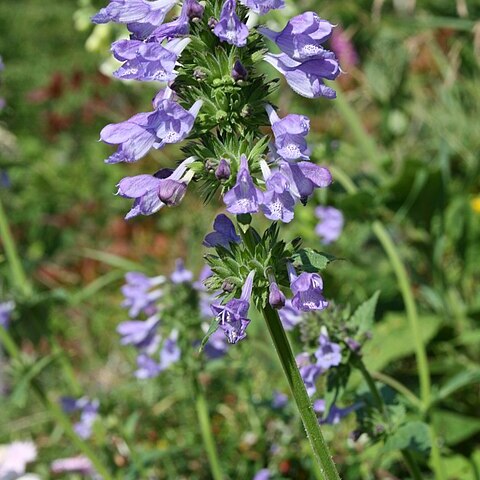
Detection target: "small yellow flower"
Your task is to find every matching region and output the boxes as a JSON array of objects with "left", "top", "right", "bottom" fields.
[{"left": 471, "top": 196, "right": 480, "bottom": 213}]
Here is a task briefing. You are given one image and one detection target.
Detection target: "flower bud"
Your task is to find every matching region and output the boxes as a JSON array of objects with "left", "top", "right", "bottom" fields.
[
  {"left": 158, "top": 179, "right": 187, "bottom": 206},
  {"left": 208, "top": 17, "right": 218, "bottom": 29},
  {"left": 215, "top": 158, "right": 231, "bottom": 180},
  {"left": 269, "top": 281, "right": 286, "bottom": 309},
  {"left": 231, "top": 60, "right": 248, "bottom": 82},
  {"left": 186, "top": 0, "right": 204, "bottom": 21}
]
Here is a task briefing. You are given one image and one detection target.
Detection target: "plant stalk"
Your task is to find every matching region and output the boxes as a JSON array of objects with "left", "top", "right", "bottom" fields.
[{"left": 262, "top": 304, "right": 341, "bottom": 480}]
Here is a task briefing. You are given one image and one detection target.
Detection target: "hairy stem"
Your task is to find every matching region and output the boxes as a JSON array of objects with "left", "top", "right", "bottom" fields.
[{"left": 262, "top": 304, "right": 341, "bottom": 480}]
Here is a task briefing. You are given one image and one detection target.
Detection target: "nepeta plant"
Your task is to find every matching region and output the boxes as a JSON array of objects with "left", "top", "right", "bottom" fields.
[{"left": 94, "top": 0, "right": 342, "bottom": 476}]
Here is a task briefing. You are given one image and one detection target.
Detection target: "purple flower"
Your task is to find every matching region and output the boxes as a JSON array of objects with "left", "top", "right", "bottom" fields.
[
  {"left": 0, "top": 301, "right": 14, "bottom": 329},
  {"left": 117, "top": 156, "right": 196, "bottom": 219},
  {"left": 213, "top": 0, "right": 249, "bottom": 47},
  {"left": 211, "top": 270, "right": 255, "bottom": 344},
  {"left": 61, "top": 397, "right": 99, "bottom": 440},
  {"left": 313, "top": 399, "right": 359, "bottom": 425},
  {"left": 159, "top": 330, "right": 181, "bottom": 369},
  {"left": 231, "top": 60, "right": 248, "bottom": 82},
  {"left": 149, "top": 0, "right": 196, "bottom": 40},
  {"left": 287, "top": 264, "right": 328, "bottom": 312},
  {"left": 315, "top": 333, "right": 342, "bottom": 370},
  {"left": 215, "top": 158, "right": 231, "bottom": 180},
  {"left": 253, "top": 468, "right": 272, "bottom": 480},
  {"left": 296, "top": 352, "right": 322, "bottom": 396},
  {"left": 203, "top": 214, "right": 241, "bottom": 249},
  {"left": 92, "top": 0, "right": 178, "bottom": 39},
  {"left": 111, "top": 37, "right": 190, "bottom": 82},
  {"left": 170, "top": 258, "right": 194, "bottom": 284},
  {"left": 278, "top": 299, "right": 302, "bottom": 330},
  {"left": 117, "top": 314, "right": 160, "bottom": 350},
  {"left": 278, "top": 160, "right": 332, "bottom": 204},
  {"left": 331, "top": 27, "right": 359, "bottom": 69},
  {"left": 223, "top": 155, "right": 264, "bottom": 214},
  {"left": 193, "top": 265, "right": 213, "bottom": 291},
  {"left": 315, "top": 206, "right": 344, "bottom": 244},
  {"left": 121, "top": 272, "right": 165, "bottom": 317},
  {"left": 51, "top": 456, "right": 95, "bottom": 476},
  {"left": 204, "top": 329, "right": 229, "bottom": 359},
  {"left": 266, "top": 104, "right": 310, "bottom": 161},
  {"left": 268, "top": 281, "right": 286, "bottom": 309},
  {"left": 100, "top": 89, "right": 202, "bottom": 163},
  {"left": 260, "top": 160, "right": 296, "bottom": 222},
  {"left": 135, "top": 353, "right": 161, "bottom": 378},
  {"left": 240, "top": 0, "right": 284, "bottom": 15},
  {"left": 272, "top": 391, "right": 288, "bottom": 409},
  {"left": 259, "top": 12, "right": 334, "bottom": 61},
  {"left": 264, "top": 53, "right": 340, "bottom": 99}
]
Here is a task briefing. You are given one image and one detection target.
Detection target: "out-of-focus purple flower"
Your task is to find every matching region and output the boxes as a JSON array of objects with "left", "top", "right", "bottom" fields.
[
  {"left": 170, "top": 258, "right": 194, "bottom": 284},
  {"left": 266, "top": 104, "right": 310, "bottom": 161},
  {"left": 313, "top": 399, "right": 359, "bottom": 425},
  {"left": 211, "top": 270, "right": 255, "bottom": 344},
  {"left": 193, "top": 265, "right": 213, "bottom": 291},
  {"left": 264, "top": 53, "right": 340, "bottom": 99},
  {"left": 215, "top": 158, "right": 231, "bottom": 180},
  {"left": 296, "top": 352, "right": 322, "bottom": 396},
  {"left": 315, "top": 333, "right": 342, "bottom": 370},
  {"left": 117, "top": 314, "right": 160, "bottom": 350},
  {"left": 117, "top": 156, "right": 196, "bottom": 219},
  {"left": 315, "top": 206, "right": 344, "bottom": 244},
  {"left": 149, "top": 0, "right": 200, "bottom": 40},
  {"left": 231, "top": 60, "right": 248, "bottom": 82},
  {"left": 203, "top": 329, "right": 229, "bottom": 359},
  {"left": 345, "top": 337, "right": 362, "bottom": 353},
  {"left": 100, "top": 89, "right": 202, "bottom": 164},
  {"left": 203, "top": 214, "right": 241, "bottom": 249},
  {"left": 92, "top": 0, "right": 178, "bottom": 39},
  {"left": 121, "top": 272, "right": 165, "bottom": 317},
  {"left": 111, "top": 37, "right": 190, "bottom": 82},
  {"left": 135, "top": 353, "right": 161, "bottom": 378},
  {"left": 278, "top": 299, "right": 302, "bottom": 330},
  {"left": 268, "top": 281, "right": 286, "bottom": 309},
  {"left": 213, "top": 0, "right": 249, "bottom": 47},
  {"left": 287, "top": 264, "right": 328, "bottom": 312},
  {"left": 278, "top": 160, "right": 331, "bottom": 204},
  {"left": 260, "top": 160, "right": 296, "bottom": 222},
  {"left": 272, "top": 390, "right": 288, "bottom": 409},
  {"left": 240, "top": 0, "right": 284, "bottom": 15},
  {"left": 259, "top": 12, "right": 333, "bottom": 61},
  {"left": 51, "top": 456, "right": 95, "bottom": 476},
  {"left": 253, "top": 468, "right": 271, "bottom": 480},
  {"left": 330, "top": 27, "right": 359, "bottom": 69},
  {"left": 61, "top": 397, "right": 99, "bottom": 440},
  {"left": 0, "top": 301, "right": 15, "bottom": 329},
  {"left": 159, "top": 330, "right": 181, "bottom": 369},
  {"left": 224, "top": 155, "right": 264, "bottom": 214},
  {"left": 0, "top": 441, "right": 37, "bottom": 477}
]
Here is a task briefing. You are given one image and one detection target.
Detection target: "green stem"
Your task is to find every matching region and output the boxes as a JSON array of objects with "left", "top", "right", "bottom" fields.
[
  {"left": 401, "top": 450, "right": 424, "bottom": 480},
  {"left": 371, "top": 371, "right": 421, "bottom": 409},
  {"left": 0, "top": 197, "right": 32, "bottom": 296},
  {"left": 0, "top": 326, "right": 112, "bottom": 479},
  {"left": 262, "top": 304, "right": 341, "bottom": 480},
  {"left": 193, "top": 376, "right": 224, "bottom": 480}
]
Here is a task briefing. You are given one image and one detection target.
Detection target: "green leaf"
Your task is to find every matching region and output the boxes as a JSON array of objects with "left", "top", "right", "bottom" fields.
[
  {"left": 434, "top": 369, "right": 480, "bottom": 403},
  {"left": 383, "top": 421, "right": 431, "bottom": 454},
  {"left": 291, "top": 248, "right": 335, "bottom": 273},
  {"left": 432, "top": 410, "right": 480, "bottom": 446},
  {"left": 199, "top": 317, "right": 221, "bottom": 353},
  {"left": 363, "top": 313, "right": 442, "bottom": 371},
  {"left": 350, "top": 291, "right": 380, "bottom": 336}
]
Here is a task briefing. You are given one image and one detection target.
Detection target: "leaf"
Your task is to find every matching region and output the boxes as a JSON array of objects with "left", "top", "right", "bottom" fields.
[
  {"left": 435, "top": 369, "right": 480, "bottom": 403},
  {"left": 350, "top": 291, "right": 380, "bottom": 336},
  {"left": 363, "top": 313, "right": 442, "bottom": 371},
  {"left": 383, "top": 421, "right": 431, "bottom": 454},
  {"left": 82, "top": 249, "right": 142, "bottom": 271},
  {"left": 199, "top": 317, "right": 220, "bottom": 353},
  {"left": 292, "top": 248, "right": 335, "bottom": 273},
  {"left": 432, "top": 410, "right": 480, "bottom": 446},
  {"left": 441, "top": 455, "right": 477, "bottom": 480}
]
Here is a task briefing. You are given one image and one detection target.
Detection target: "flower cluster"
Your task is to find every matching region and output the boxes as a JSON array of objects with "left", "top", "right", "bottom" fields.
[
  {"left": 117, "top": 260, "right": 228, "bottom": 377},
  {"left": 93, "top": 0, "right": 340, "bottom": 221},
  {"left": 61, "top": 396, "right": 100, "bottom": 440}
]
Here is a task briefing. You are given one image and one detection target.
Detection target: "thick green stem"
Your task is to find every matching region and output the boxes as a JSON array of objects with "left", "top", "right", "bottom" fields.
[
  {"left": 0, "top": 197, "right": 32, "bottom": 297},
  {"left": 262, "top": 304, "right": 341, "bottom": 480},
  {"left": 193, "top": 376, "right": 224, "bottom": 480},
  {"left": 0, "top": 326, "right": 112, "bottom": 479}
]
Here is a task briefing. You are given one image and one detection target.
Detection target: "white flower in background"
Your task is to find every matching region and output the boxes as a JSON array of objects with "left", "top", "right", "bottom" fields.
[{"left": 0, "top": 441, "right": 39, "bottom": 480}]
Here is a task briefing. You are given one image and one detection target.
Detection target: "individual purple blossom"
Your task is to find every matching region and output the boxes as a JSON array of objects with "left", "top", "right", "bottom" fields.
[
  {"left": 215, "top": 158, "right": 231, "bottom": 180},
  {"left": 203, "top": 214, "right": 241, "bottom": 249},
  {"left": 272, "top": 391, "right": 288, "bottom": 409},
  {"left": 117, "top": 156, "right": 196, "bottom": 219},
  {"left": 330, "top": 27, "right": 359, "bottom": 69},
  {"left": 0, "top": 301, "right": 14, "bottom": 328},
  {"left": 61, "top": 397, "right": 99, "bottom": 440},
  {"left": 265, "top": 104, "right": 310, "bottom": 161},
  {"left": 51, "top": 456, "right": 95, "bottom": 476},
  {"left": 259, "top": 12, "right": 334, "bottom": 61},
  {"left": 135, "top": 353, "right": 161, "bottom": 378},
  {"left": 111, "top": 37, "right": 190, "bottom": 82},
  {"left": 159, "top": 330, "right": 181, "bottom": 369},
  {"left": 253, "top": 468, "right": 272, "bottom": 480},
  {"left": 296, "top": 352, "right": 322, "bottom": 396},
  {"left": 278, "top": 299, "right": 302, "bottom": 330},
  {"left": 170, "top": 258, "right": 194, "bottom": 284},
  {"left": 313, "top": 399, "right": 359, "bottom": 425},
  {"left": 315, "top": 206, "right": 344, "bottom": 244},
  {"left": 211, "top": 270, "right": 255, "bottom": 344},
  {"left": 264, "top": 53, "right": 340, "bottom": 99},
  {"left": 213, "top": 0, "right": 249, "bottom": 47},
  {"left": 117, "top": 314, "right": 160, "bottom": 350},
  {"left": 287, "top": 263, "right": 328, "bottom": 312},
  {"left": 260, "top": 160, "right": 296, "bottom": 222},
  {"left": 268, "top": 281, "right": 286, "bottom": 309},
  {"left": 240, "top": 0, "right": 284, "bottom": 15},
  {"left": 315, "top": 333, "right": 342, "bottom": 370},
  {"left": 121, "top": 272, "right": 165, "bottom": 317},
  {"left": 224, "top": 155, "right": 264, "bottom": 214},
  {"left": 231, "top": 60, "right": 248, "bottom": 82},
  {"left": 92, "top": 0, "right": 178, "bottom": 40}
]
